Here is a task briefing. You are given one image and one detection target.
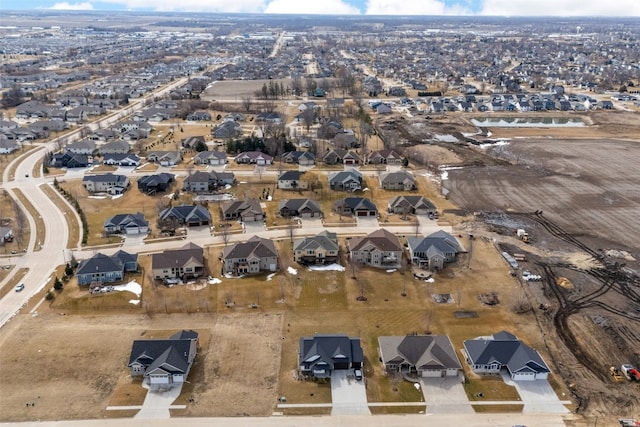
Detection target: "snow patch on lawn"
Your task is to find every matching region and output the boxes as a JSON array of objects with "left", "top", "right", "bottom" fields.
[
  {"left": 287, "top": 266, "right": 298, "bottom": 275},
  {"left": 266, "top": 273, "right": 277, "bottom": 281},
  {"left": 112, "top": 280, "right": 142, "bottom": 297},
  {"left": 308, "top": 263, "right": 345, "bottom": 272},
  {"left": 208, "top": 277, "right": 222, "bottom": 285}
]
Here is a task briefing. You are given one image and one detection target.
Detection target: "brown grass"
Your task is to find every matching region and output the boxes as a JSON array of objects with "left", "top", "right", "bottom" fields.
[
  {"left": 0, "top": 267, "right": 28, "bottom": 301},
  {"left": 464, "top": 375, "right": 520, "bottom": 401},
  {"left": 1, "top": 144, "right": 40, "bottom": 182},
  {"left": 0, "top": 190, "right": 29, "bottom": 254},
  {"left": 472, "top": 404, "right": 524, "bottom": 413},
  {"left": 12, "top": 188, "right": 44, "bottom": 252},
  {"left": 107, "top": 376, "right": 147, "bottom": 406}
]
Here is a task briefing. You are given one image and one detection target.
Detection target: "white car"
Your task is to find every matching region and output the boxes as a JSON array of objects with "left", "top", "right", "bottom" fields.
[{"left": 15, "top": 283, "right": 25, "bottom": 292}]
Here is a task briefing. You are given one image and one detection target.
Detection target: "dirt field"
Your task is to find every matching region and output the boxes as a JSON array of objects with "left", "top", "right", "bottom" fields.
[{"left": 382, "top": 109, "right": 640, "bottom": 419}]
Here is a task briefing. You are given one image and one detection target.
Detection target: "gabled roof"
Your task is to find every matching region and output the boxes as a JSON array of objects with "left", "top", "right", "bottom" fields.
[
  {"left": 159, "top": 205, "right": 210, "bottom": 222},
  {"left": 279, "top": 170, "right": 303, "bottom": 181},
  {"left": 128, "top": 330, "right": 198, "bottom": 374},
  {"left": 138, "top": 173, "right": 175, "bottom": 187},
  {"left": 222, "top": 236, "right": 277, "bottom": 261},
  {"left": 151, "top": 242, "right": 204, "bottom": 270},
  {"left": 407, "top": 230, "right": 463, "bottom": 256},
  {"left": 378, "top": 335, "right": 462, "bottom": 371},
  {"left": 380, "top": 171, "right": 416, "bottom": 185},
  {"left": 299, "top": 334, "right": 363, "bottom": 368},
  {"left": 348, "top": 228, "right": 401, "bottom": 252},
  {"left": 388, "top": 195, "right": 436, "bottom": 211},
  {"left": 104, "top": 212, "right": 148, "bottom": 228},
  {"left": 293, "top": 231, "right": 338, "bottom": 252},
  {"left": 221, "top": 199, "right": 263, "bottom": 217},
  {"left": 82, "top": 173, "right": 128, "bottom": 184},
  {"left": 338, "top": 197, "right": 377, "bottom": 213},
  {"left": 463, "top": 331, "right": 550, "bottom": 375},
  {"left": 77, "top": 251, "right": 134, "bottom": 276},
  {"left": 279, "top": 198, "right": 321, "bottom": 214},
  {"left": 328, "top": 170, "right": 363, "bottom": 185}
]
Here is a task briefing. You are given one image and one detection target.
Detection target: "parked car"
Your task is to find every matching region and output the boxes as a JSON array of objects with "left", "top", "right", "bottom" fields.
[
  {"left": 354, "top": 369, "right": 363, "bottom": 380},
  {"left": 15, "top": 283, "right": 25, "bottom": 292}
]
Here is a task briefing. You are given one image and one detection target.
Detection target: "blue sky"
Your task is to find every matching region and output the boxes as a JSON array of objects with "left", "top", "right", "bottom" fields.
[{"left": 3, "top": 0, "right": 640, "bottom": 16}]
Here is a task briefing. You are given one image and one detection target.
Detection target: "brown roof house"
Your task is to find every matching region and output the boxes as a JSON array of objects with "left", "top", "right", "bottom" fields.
[
  {"left": 378, "top": 335, "right": 463, "bottom": 378},
  {"left": 221, "top": 199, "right": 264, "bottom": 222},
  {"left": 222, "top": 236, "right": 278, "bottom": 275},
  {"left": 151, "top": 242, "right": 205, "bottom": 281},
  {"left": 348, "top": 228, "right": 402, "bottom": 268}
]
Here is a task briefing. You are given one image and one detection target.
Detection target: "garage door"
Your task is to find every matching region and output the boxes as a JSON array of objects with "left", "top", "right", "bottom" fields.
[
  {"left": 334, "top": 362, "right": 349, "bottom": 370},
  {"left": 421, "top": 370, "right": 442, "bottom": 378},
  {"left": 357, "top": 211, "right": 368, "bottom": 216}
]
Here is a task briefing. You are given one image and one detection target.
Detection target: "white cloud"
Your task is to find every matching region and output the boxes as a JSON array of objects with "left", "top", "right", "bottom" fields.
[
  {"left": 50, "top": 1, "right": 94, "bottom": 9},
  {"left": 366, "top": 0, "right": 471, "bottom": 15},
  {"left": 480, "top": 0, "right": 640, "bottom": 16},
  {"left": 264, "top": 0, "right": 360, "bottom": 14},
  {"left": 100, "top": 0, "right": 266, "bottom": 12}
]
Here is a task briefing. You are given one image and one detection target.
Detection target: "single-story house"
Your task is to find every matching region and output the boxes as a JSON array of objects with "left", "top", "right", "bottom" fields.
[
  {"left": 221, "top": 199, "right": 264, "bottom": 222},
  {"left": 299, "top": 334, "right": 363, "bottom": 379},
  {"left": 66, "top": 139, "right": 96, "bottom": 155},
  {"left": 182, "top": 171, "right": 235, "bottom": 193},
  {"left": 281, "top": 151, "right": 315, "bottom": 166},
  {"left": 146, "top": 151, "right": 182, "bottom": 166},
  {"left": 193, "top": 150, "right": 227, "bottom": 166},
  {"left": 328, "top": 170, "right": 363, "bottom": 191},
  {"left": 334, "top": 197, "right": 377, "bottom": 217},
  {"left": 158, "top": 205, "right": 211, "bottom": 227},
  {"left": 279, "top": 198, "right": 322, "bottom": 218},
  {"left": 76, "top": 250, "right": 138, "bottom": 285},
  {"left": 98, "top": 139, "right": 130, "bottom": 154},
  {"left": 102, "top": 153, "right": 141, "bottom": 167},
  {"left": 235, "top": 151, "right": 273, "bottom": 166},
  {"left": 104, "top": 213, "right": 149, "bottom": 235},
  {"left": 293, "top": 231, "right": 339, "bottom": 265},
  {"left": 378, "top": 335, "right": 463, "bottom": 378},
  {"left": 379, "top": 171, "right": 416, "bottom": 191},
  {"left": 367, "top": 149, "right": 403, "bottom": 165},
  {"left": 222, "top": 236, "right": 278, "bottom": 275},
  {"left": 128, "top": 330, "right": 199, "bottom": 387},
  {"left": 278, "top": 170, "right": 308, "bottom": 190},
  {"left": 388, "top": 196, "right": 437, "bottom": 216},
  {"left": 462, "top": 331, "right": 550, "bottom": 381},
  {"left": 137, "top": 173, "right": 175, "bottom": 194}
]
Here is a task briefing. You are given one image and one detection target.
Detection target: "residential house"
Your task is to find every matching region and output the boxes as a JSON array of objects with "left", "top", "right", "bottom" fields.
[
  {"left": 0, "top": 138, "right": 20, "bottom": 154},
  {"left": 128, "top": 330, "right": 199, "bottom": 387},
  {"left": 299, "top": 334, "right": 363, "bottom": 379},
  {"left": 281, "top": 151, "right": 315, "bottom": 166},
  {"left": 348, "top": 228, "right": 402, "bottom": 268},
  {"left": 322, "top": 149, "right": 347, "bottom": 165},
  {"left": 328, "top": 170, "right": 363, "bottom": 191},
  {"left": 388, "top": 196, "right": 437, "bottom": 216},
  {"left": 279, "top": 199, "right": 322, "bottom": 218},
  {"left": 293, "top": 231, "right": 338, "bottom": 265},
  {"left": 332, "top": 133, "right": 361, "bottom": 150},
  {"left": 182, "top": 171, "right": 235, "bottom": 193},
  {"left": 152, "top": 242, "right": 205, "bottom": 280},
  {"left": 146, "top": 151, "right": 182, "bottom": 166},
  {"left": 407, "top": 230, "right": 463, "bottom": 271},
  {"left": 0, "top": 227, "right": 14, "bottom": 243},
  {"left": 181, "top": 136, "right": 205, "bottom": 150},
  {"left": 50, "top": 151, "right": 89, "bottom": 168},
  {"left": 367, "top": 149, "right": 403, "bottom": 165},
  {"left": 212, "top": 120, "right": 241, "bottom": 139},
  {"left": 99, "top": 139, "right": 130, "bottom": 154},
  {"left": 82, "top": 174, "right": 130, "bottom": 194},
  {"left": 76, "top": 250, "right": 138, "bottom": 285},
  {"left": 193, "top": 150, "right": 227, "bottom": 166},
  {"left": 255, "top": 112, "right": 283, "bottom": 124},
  {"left": 158, "top": 205, "right": 210, "bottom": 227},
  {"left": 104, "top": 213, "right": 149, "bottom": 235},
  {"left": 187, "top": 111, "right": 211, "bottom": 121},
  {"left": 378, "top": 335, "right": 463, "bottom": 378},
  {"left": 379, "top": 171, "right": 417, "bottom": 191},
  {"left": 102, "top": 153, "right": 141, "bottom": 167},
  {"left": 462, "top": 331, "right": 550, "bottom": 381},
  {"left": 235, "top": 151, "right": 273, "bottom": 165},
  {"left": 334, "top": 197, "right": 377, "bottom": 217},
  {"left": 278, "top": 170, "right": 307, "bottom": 190},
  {"left": 67, "top": 139, "right": 96, "bottom": 155},
  {"left": 137, "top": 173, "right": 175, "bottom": 194},
  {"left": 221, "top": 199, "right": 264, "bottom": 222},
  {"left": 222, "top": 236, "right": 278, "bottom": 275}
]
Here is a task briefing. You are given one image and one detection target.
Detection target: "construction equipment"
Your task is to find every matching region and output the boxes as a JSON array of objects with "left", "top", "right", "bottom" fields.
[
  {"left": 517, "top": 229, "right": 530, "bottom": 243},
  {"left": 556, "top": 277, "right": 575, "bottom": 289},
  {"left": 610, "top": 366, "right": 624, "bottom": 382},
  {"left": 621, "top": 364, "right": 640, "bottom": 381}
]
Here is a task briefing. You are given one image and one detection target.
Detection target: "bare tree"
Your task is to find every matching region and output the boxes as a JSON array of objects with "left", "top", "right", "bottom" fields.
[
  {"left": 301, "top": 107, "right": 316, "bottom": 135},
  {"left": 287, "top": 219, "right": 296, "bottom": 243},
  {"left": 241, "top": 95, "right": 253, "bottom": 112},
  {"left": 220, "top": 223, "right": 231, "bottom": 246}
]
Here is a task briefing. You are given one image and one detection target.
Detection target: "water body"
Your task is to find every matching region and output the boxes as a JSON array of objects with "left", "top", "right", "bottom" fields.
[{"left": 471, "top": 117, "right": 585, "bottom": 127}]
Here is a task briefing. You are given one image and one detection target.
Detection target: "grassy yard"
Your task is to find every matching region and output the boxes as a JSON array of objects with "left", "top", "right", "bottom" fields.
[
  {"left": 12, "top": 188, "right": 43, "bottom": 252},
  {"left": 464, "top": 374, "right": 520, "bottom": 401}
]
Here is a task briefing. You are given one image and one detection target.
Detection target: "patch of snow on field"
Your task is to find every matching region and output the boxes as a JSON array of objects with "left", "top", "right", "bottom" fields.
[
  {"left": 111, "top": 194, "right": 123, "bottom": 199},
  {"left": 113, "top": 280, "right": 142, "bottom": 297},
  {"left": 441, "top": 171, "right": 448, "bottom": 180},
  {"left": 287, "top": 266, "right": 298, "bottom": 275},
  {"left": 434, "top": 134, "right": 458, "bottom": 142},
  {"left": 88, "top": 195, "right": 107, "bottom": 199},
  {"left": 208, "top": 277, "right": 222, "bottom": 284},
  {"left": 386, "top": 269, "right": 397, "bottom": 273},
  {"left": 425, "top": 277, "right": 435, "bottom": 283},
  {"left": 479, "top": 139, "right": 511, "bottom": 149},
  {"left": 164, "top": 192, "right": 174, "bottom": 199},
  {"left": 266, "top": 273, "right": 277, "bottom": 281},
  {"left": 129, "top": 299, "right": 140, "bottom": 305},
  {"left": 308, "top": 264, "right": 345, "bottom": 272}
]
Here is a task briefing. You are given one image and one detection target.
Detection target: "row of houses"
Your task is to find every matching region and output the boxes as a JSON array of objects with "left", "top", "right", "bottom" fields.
[{"left": 299, "top": 331, "right": 550, "bottom": 382}]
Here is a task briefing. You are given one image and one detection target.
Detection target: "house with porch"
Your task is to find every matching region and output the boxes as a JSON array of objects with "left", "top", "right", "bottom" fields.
[
  {"left": 151, "top": 243, "right": 205, "bottom": 281},
  {"left": 104, "top": 213, "right": 149, "bottom": 235},
  {"left": 182, "top": 171, "right": 235, "bottom": 193},
  {"left": 193, "top": 150, "right": 227, "bottom": 166},
  {"left": 279, "top": 199, "right": 322, "bottom": 218},
  {"left": 221, "top": 199, "right": 264, "bottom": 222},
  {"left": 347, "top": 228, "right": 402, "bottom": 268},
  {"left": 158, "top": 205, "right": 210, "bottom": 227},
  {"left": 387, "top": 195, "right": 437, "bottom": 216},
  {"left": 378, "top": 335, "right": 462, "bottom": 378},
  {"left": 82, "top": 174, "right": 130, "bottom": 194},
  {"left": 462, "top": 331, "right": 550, "bottom": 381},
  {"left": 299, "top": 334, "right": 363, "bottom": 379},
  {"left": 222, "top": 236, "right": 278, "bottom": 275},
  {"left": 76, "top": 250, "right": 138, "bottom": 286},
  {"left": 407, "top": 230, "right": 462, "bottom": 271},
  {"left": 328, "top": 170, "right": 363, "bottom": 191},
  {"left": 137, "top": 173, "right": 175, "bottom": 194},
  {"left": 293, "top": 231, "right": 339, "bottom": 265},
  {"left": 128, "top": 330, "right": 199, "bottom": 388},
  {"left": 277, "top": 170, "right": 307, "bottom": 190},
  {"left": 379, "top": 171, "right": 416, "bottom": 191},
  {"left": 334, "top": 197, "right": 377, "bottom": 217}
]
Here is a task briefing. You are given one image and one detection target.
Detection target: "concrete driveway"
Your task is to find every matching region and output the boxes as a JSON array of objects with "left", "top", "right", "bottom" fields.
[
  {"left": 356, "top": 216, "right": 379, "bottom": 228},
  {"left": 420, "top": 376, "right": 473, "bottom": 414},
  {"left": 330, "top": 370, "right": 370, "bottom": 415},
  {"left": 134, "top": 382, "right": 184, "bottom": 419},
  {"left": 243, "top": 220, "right": 265, "bottom": 234},
  {"left": 500, "top": 373, "right": 570, "bottom": 414}
]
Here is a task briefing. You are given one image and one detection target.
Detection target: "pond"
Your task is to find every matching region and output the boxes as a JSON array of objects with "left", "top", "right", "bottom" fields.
[{"left": 471, "top": 117, "right": 585, "bottom": 127}]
